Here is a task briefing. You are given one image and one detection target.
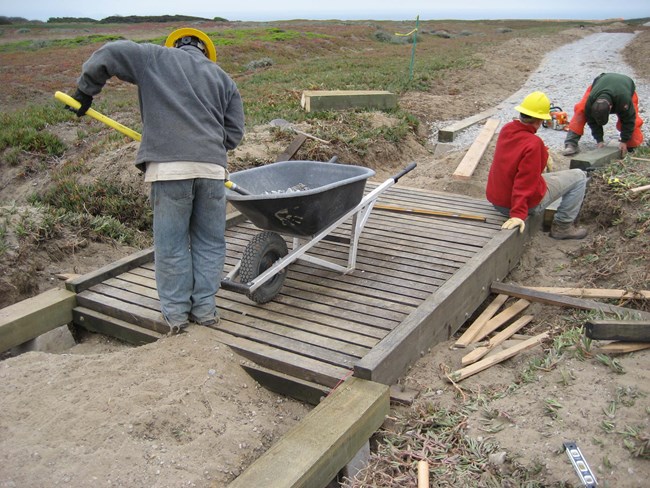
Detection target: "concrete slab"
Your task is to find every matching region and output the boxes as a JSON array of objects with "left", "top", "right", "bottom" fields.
[{"left": 569, "top": 146, "right": 621, "bottom": 171}]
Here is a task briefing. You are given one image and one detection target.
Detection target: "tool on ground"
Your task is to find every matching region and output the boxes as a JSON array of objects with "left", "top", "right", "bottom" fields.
[
  {"left": 543, "top": 105, "right": 569, "bottom": 130},
  {"left": 269, "top": 118, "right": 330, "bottom": 144},
  {"left": 373, "top": 204, "right": 486, "bottom": 222},
  {"left": 563, "top": 441, "right": 597, "bottom": 487},
  {"left": 54, "top": 91, "right": 248, "bottom": 195}
]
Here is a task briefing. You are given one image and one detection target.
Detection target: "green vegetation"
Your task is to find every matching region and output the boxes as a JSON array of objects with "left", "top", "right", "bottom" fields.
[
  {"left": 0, "top": 104, "right": 69, "bottom": 156},
  {"left": 0, "top": 34, "right": 125, "bottom": 52}
]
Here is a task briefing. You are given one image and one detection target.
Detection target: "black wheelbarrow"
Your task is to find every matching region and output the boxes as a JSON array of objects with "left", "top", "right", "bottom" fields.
[{"left": 221, "top": 159, "right": 416, "bottom": 303}]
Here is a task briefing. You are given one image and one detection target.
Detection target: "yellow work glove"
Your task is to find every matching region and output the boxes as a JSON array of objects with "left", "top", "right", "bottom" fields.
[
  {"left": 546, "top": 155, "right": 554, "bottom": 172},
  {"left": 501, "top": 217, "right": 525, "bottom": 233}
]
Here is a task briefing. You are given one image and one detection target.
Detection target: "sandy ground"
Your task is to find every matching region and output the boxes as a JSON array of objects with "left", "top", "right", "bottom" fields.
[{"left": 1, "top": 24, "right": 649, "bottom": 487}]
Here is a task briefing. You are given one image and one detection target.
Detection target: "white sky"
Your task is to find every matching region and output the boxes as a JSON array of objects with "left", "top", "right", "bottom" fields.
[{"left": 3, "top": 0, "right": 649, "bottom": 22}]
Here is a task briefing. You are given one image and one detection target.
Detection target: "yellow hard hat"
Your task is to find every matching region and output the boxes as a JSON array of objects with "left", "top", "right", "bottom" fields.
[
  {"left": 515, "top": 91, "right": 552, "bottom": 120},
  {"left": 165, "top": 28, "right": 217, "bottom": 62}
]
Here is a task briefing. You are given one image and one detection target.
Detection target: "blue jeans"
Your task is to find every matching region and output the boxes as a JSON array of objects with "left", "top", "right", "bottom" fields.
[
  {"left": 493, "top": 169, "right": 587, "bottom": 223},
  {"left": 150, "top": 179, "right": 226, "bottom": 327}
]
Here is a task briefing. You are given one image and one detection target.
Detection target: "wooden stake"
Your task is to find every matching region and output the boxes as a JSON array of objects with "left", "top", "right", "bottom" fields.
[
  {"left": 630, "top": 184, "right": 650, "bottom": 194},
  {"left": 526, "top": 287, "right": 650, "bottom": 300},
  {"left": 418, "top": 460, "right": 429, "bottom": 488},
  {"left": 448, "top": 332, "right": 548, "bottom": 382},
  {"left": 469, "top": 298, "right": 530, "bottom": 344},
  {"left": 594, "top": 342, "right": 650, "bottom": 354},
  {"left": 461, "top": 314, "right": 534, "bottom": 366},
  {"left": 454, "top": 294, "right": 509, "bottom": 348}
]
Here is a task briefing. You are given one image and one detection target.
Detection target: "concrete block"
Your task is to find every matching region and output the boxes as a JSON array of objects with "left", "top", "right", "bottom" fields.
[
  {"left": 301, "top": 90, "right": 397, "bottom": 112},
  {"left": 569, "top": 146, "right": 620, "bottom": 171}
]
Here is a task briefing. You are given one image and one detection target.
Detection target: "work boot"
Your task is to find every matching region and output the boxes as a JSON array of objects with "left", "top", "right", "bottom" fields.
[
  {"left": 562, "top": 143, "right": 579, "bottom": 156},
  {"left": 550, "top": 221, "right": 587, "bottom": 240}
]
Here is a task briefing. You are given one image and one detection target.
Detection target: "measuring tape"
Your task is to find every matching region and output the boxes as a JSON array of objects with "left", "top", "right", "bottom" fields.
[{"left": 563, "top": 441, "right": 598, "bottom": 487}]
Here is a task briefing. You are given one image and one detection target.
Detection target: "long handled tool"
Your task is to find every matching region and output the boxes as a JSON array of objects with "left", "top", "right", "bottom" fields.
[
  {"left": 54, "top": 91, "right": 248, "bottom": 195},
  {"left": 373, "top": 203, "right": 486, "bottom": 222}
]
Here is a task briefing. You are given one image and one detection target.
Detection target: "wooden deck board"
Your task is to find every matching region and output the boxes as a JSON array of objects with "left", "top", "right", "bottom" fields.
[{"left": 69, "top": 184, "right": 527, "bottom": 396}]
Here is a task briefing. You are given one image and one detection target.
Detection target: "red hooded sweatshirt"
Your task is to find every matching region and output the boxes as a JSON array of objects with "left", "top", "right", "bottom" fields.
[{"left": 486, "top": 120, "right": 549, "bottom": 220}]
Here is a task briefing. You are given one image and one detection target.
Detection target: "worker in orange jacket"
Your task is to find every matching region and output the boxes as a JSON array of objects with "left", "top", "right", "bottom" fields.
[{"left": 563, "top": 73, "right": 643, "bottom": 157}]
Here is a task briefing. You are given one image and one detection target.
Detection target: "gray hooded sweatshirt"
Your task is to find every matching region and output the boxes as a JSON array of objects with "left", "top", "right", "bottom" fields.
[{"left": 77, "top": 40, "right": 245, "bottom": 171}]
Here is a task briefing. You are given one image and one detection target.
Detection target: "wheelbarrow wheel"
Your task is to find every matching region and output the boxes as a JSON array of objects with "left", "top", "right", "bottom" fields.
[{"left": 240, "top": 231, "right": 289, "bottom": 304}]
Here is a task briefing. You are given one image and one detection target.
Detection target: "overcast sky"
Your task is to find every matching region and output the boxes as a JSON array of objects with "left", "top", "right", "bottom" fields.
[{"left": 4, "top": 0, "right": 649, "bottom": 22}]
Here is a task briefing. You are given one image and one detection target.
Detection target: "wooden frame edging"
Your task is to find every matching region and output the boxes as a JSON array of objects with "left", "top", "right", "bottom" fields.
[
  {"left": 0, "top": 288, "right": 76, "bottom": 353},
  {"left": 66, "top": 211, "right": 247, "bottom": 294},
  {"left": 354, "top": 214, "right": 541, "bottom": 385},
  {"left": 229, "top": 376, "right": 389, "bottom": 488}
]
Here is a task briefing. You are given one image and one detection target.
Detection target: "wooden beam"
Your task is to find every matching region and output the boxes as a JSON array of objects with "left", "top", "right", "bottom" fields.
[
  {"left": 452, "top": 118, "right": 500, "bottom": 180},
  {"left": 584, "top": 319, "right": 650, "bottom": 342},
  {"left": 438, "top": 107, "right": 497, "bottom": 142},
  {"left": 454, "top": 294, "right": 508, "bottom": 347},
  {"left": 229, "top": 376, "right": 389, "bottom": 488},
  {"left": 275, "top": 133, "right": 307, "bottom": 162},
  {"left": 526, "top": 287, "right": 650, "bottom": 300},
  {"left": 491, "top": 282, "right": 650, "bottom": 320},
  {"left": 355, "top": 213, "right": 543, "bottom": 386},
  {"left": 73, "top": 306, "right": 163, "bottom": 345},
  {"left": 448, "top": 332, "right": 548, "bottom": 382},
  {"left": 0, "top": 288, "right": 76, "bottom": 353},
  {"left": 461, "top": 314, "right": 533, "bottom": 366},
  {"left": 300, "top": 90, "right": 397, "bottom": 112},
  {"left": 241, "top": 363, "right": 330, "bottom": 406},
  {"left": 594, "top": 342, "right": 650, "bottom": 354}
]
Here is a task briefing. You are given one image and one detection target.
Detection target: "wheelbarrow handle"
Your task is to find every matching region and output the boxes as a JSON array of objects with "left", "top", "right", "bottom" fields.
[{"left": 392, "top": 162, "right": 417, "bottom": 182}]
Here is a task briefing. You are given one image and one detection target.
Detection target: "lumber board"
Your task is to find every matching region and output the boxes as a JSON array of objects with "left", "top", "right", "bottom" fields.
[
  {"left": 594, "top": 342, "right": 650, "bottom": 354},
  {"left": 448, "top": 332, "right": 548, "bottom": 382},
  {"left": 461, "top": 314, "right": 533, "bottom": 366},
  {"left": 0, "top": 288, "right": 76, "bottom": 353},
  {"left": 229, "top": 376, "right": 389, "bottom": 488},
  {"left": 301, "top": 90, "right": 397, "bottom": 112},
  {"left": 275, "top": 133, "right": 307, "bottom": 162},
  {"left": 526, "top": 287, "right": 650, "bottom": 300},
  {"left": 241, "top": 363, "right": 330, "bottom": 406},
  {"left": 491, "top": 282, "right": 650, "bottom": 320},
  {"left": 73, "top": 306, "right": 163, "bottom": 345},
  {"left": 437, "top": 107, "right": 497, "bottom": 142},
  {"left": 66, "top": 247, "right": 154, "bottom": 293},
  {"left": 630, "top": 184, "right": 650, "bottom": 194},
  {"left": 355, "top": 213, "right": 543, "bottom": 385},
  {"left": 452, "top": 118, "right": 500, "bottom": 180},
  {"left": 584, "top": 319, "right": 650, "bottom": 342},
  {"left": 454, "top": 294, "right": 508, "bottom": 347}
]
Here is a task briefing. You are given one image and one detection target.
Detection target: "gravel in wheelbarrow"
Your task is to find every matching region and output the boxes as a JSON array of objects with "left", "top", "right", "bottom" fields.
[{"left": 226, "top": 160, "right": 376, "bottom": 237}]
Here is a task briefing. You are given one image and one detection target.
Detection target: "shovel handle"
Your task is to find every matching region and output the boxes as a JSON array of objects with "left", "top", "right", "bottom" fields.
[
  {"left": 54, "top": 91, "right": 142, "bottom": 142},
  {"left": 392, "top": 162, "right": 417, "bottom": 182}
]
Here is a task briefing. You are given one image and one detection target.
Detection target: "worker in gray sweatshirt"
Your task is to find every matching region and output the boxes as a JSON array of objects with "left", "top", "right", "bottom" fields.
[{"left": 71, "top": 28, "right": 245, "bottom": 333}]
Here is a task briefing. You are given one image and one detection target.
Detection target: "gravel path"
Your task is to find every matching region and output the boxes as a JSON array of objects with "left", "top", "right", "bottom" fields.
[{"left": 449, "top": 32, "right": 650, "bottom": 154}]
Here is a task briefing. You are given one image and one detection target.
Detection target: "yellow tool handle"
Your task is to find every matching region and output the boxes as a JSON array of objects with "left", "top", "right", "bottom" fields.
[
  {"left": 54, "top": 91, "right": 142, "bottom": 142},
  {"left": 374, "top": 204, "right": 486, "bottom": 222}
]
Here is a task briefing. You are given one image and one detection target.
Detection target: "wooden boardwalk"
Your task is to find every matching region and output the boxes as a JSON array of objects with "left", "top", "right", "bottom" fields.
[{"left": 67, "top": 182, "right": 527, "bottom": 400}]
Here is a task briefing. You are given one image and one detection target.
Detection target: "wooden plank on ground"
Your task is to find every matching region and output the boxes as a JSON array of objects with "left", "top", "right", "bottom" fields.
[
  {"left": 454, "top": 294, "right": 508, "bottom": 348},
  {"left": 438, "top": 107, "right": 497, "bottom": 142},
  {"left": 461, "top": 314, "right": 533, "bottom": 366},
  {"left": 527, "top": 287, "right": 650, "bottom": 300},
  {"left": 491, "top": 282, "right": 650, "bottom": 320},
  {"left": 301, "top": 90, "right": 397, "bottom": 112},
  {"left": 594, "top": 342, "right": 650, "bottom": 354},
  {"left": 584, "top": 319, "right": 650, "bottom": 342},
  {"left": 448, "top": 332, "right": 548, "bottom": 382},
  {"left": 73, "top": 306, "right": 163, "bottom": 345},
  {"left": 0, "top": 288, "right": 76, "bottom": 353},
  {"left": 241, "top": 363, "right": 330, "bottom": 406},
  {"left": 229, "top": 376, "right": 389, "bottom": 488},
  {"left": 275, "top": 134, "right": 307, "bottom": 162},
  {"left": 452, "top": 118, "right": 500, "bottom": 180}
]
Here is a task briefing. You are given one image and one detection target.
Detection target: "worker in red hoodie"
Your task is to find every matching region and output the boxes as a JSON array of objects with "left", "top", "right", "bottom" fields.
[{"left": 486, "top": 91, "right": 588, "bottom": 240}]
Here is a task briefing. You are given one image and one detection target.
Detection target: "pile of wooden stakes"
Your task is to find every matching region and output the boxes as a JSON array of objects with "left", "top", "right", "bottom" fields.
[{"left": 446, "top": 282, "right": 650, "bottom": 383}]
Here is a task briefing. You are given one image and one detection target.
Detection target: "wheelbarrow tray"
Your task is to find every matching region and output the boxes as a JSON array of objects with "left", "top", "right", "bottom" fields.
[{"left": 226, "top": 160, "right": 376, "bottom": 237}]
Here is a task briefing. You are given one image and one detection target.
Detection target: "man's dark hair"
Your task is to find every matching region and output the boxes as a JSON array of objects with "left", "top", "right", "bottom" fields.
[
  {"left": 519, "top": 113, "right": 538, "bottom": 124},
  {"left": 591, "top": 98, "right": 611, "bottom": 125}
]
